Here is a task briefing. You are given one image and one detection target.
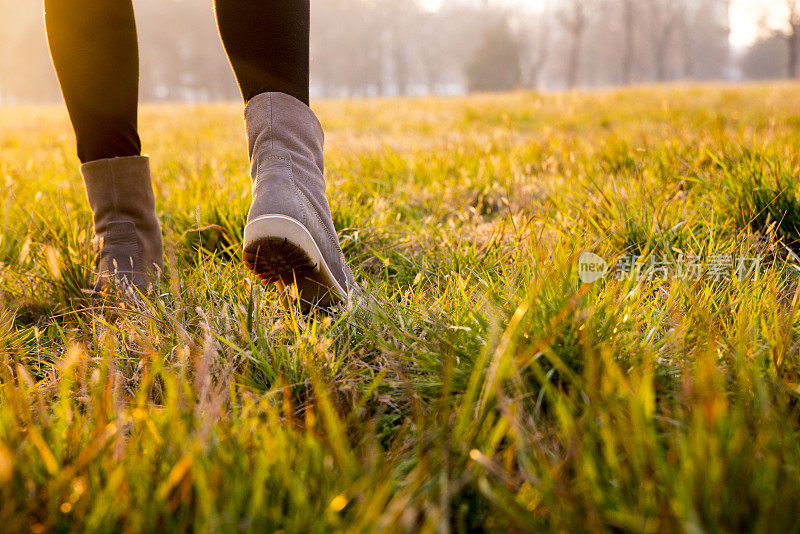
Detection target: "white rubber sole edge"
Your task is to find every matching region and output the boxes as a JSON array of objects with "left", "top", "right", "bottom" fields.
[{"left": 243, "top": 214, "right": 347, "bottom": 300}]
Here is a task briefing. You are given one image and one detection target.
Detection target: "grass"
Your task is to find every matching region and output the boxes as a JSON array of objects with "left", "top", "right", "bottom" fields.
[{"left": 2, "top": 84, "right": 800, "bottom": 532}]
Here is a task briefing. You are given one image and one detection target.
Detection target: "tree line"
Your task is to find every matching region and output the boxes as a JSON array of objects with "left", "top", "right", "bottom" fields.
[{"left": 0, "top": 0, "right": 792, "bottom": 104}]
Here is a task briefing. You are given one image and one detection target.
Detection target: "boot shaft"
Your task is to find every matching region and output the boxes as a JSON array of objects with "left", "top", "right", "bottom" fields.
[
  {"left": 80, "top": 155, "right": 163, "bottom": 291},
  {"left": 245, "top": 92, "right": 325, "bottom": 179}
]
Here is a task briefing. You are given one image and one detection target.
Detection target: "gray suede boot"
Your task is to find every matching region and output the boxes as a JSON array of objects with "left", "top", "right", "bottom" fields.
[
  {"left": 242, "top": 92, "right": 357, "bottom": 309},
  {"left": 81, "top": 155, "right": 163, "bottom": 294}
]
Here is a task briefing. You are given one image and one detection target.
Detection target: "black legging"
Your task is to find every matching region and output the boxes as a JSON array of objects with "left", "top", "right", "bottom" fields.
[{"left": 44, "top": 0, "right": 310, "bottom": 163}]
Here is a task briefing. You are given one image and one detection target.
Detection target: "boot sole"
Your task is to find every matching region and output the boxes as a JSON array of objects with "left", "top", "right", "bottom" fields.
[{"left": 243, "top": 214, "right": 346, "bottom": 309}]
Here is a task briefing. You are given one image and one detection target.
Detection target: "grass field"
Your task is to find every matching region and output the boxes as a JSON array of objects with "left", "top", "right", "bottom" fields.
[{"left": 2, "top": 84, "right": 800, "bottom": 532}]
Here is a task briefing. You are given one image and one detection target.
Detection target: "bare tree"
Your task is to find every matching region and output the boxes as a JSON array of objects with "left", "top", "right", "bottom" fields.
[
  {"left": 559, "top": 0, "right": 591, "bottom": 88},
  {"left": 646, "top": 0, "right": 684, "bottom": 82},
  {"left": 519, "top": 2, "right": 551, "bottom": 89},
  {"left": 680, "top": 0, "right": 730, "bottom": 80},
  {"left": 788, "top": 0, "right": 800, "bottom": 78},
  {"left": 384, "top": 0, "right": 428, "bottom": 96},
  {"left": 621, "top": 0, "right": 637, "bottom": 84},
  {"left": 678, "top": 3, "right": 694, "bottom": 78}
]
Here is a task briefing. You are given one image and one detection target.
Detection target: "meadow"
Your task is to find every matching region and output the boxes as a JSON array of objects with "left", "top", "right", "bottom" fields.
[{"left": 2, "top": 84, "right": 800, "bottom": 532}]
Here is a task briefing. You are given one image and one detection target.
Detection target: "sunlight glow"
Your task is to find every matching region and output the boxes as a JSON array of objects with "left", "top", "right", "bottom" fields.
[{"left": 730, "top": 0, "right": 785, "bottom": 48}]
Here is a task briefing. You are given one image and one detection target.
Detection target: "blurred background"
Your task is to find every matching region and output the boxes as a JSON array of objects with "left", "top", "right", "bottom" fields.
[{"left": 0, "top": 0, "right": 792, "bottom": 104}]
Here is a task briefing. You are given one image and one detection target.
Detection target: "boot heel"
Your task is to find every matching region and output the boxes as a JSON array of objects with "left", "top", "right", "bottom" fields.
[{"left": 243, "top": 215, "right": 346, "bottom": 308}]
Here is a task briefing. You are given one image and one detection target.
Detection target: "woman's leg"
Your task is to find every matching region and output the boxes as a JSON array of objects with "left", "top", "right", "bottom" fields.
[
  {"left": 44, "top": 0, "right": 161, "bottom": 293},
  {"left": 217, "top": 1, "right": 358, "bottom": 308},
  {"left": 214, "top": 0, "right": 310, "bottom": 105},
  {"left": 44, "top": 0, "right": 141, "bottom": 163}
]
